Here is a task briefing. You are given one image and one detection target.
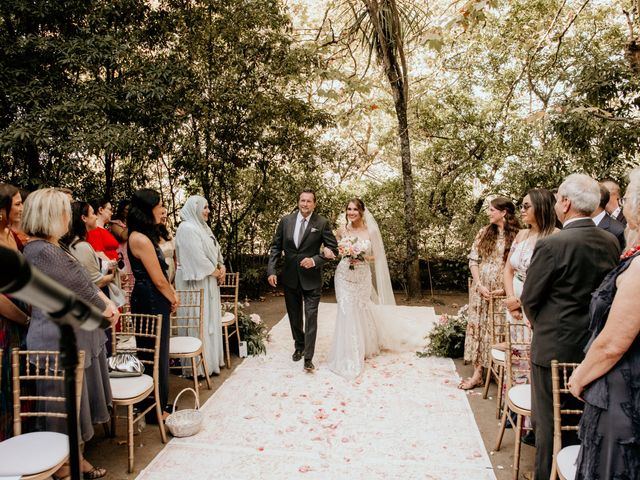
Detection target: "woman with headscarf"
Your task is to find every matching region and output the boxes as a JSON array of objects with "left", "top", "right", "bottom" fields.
[{"left": 175, "top": 195, "right": 226, "bottom": 376}]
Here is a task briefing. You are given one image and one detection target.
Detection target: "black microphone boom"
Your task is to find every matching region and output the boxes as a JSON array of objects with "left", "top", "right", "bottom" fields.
[{"left": 0, "top": 245, "right": 107, "bottom": 330}]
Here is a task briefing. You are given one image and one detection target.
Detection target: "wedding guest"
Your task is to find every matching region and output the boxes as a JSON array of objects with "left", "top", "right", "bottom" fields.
[
  {"left": 592, "top": 183, "right": 625, "bottom": 250},
  {"left": 460, "top": 197, "right": 519, "bottom": 390},
  {"left": 521, "top": 174, "right": 620, "bottom": 480},
  {"left": 21, "top": 188, "right": 117, "bottom": 479},
  {"left": 127, "top": 188, "right": 178, "bottom": 417},
  {"left": 602, "top": 178, "right": 627, "bottom": 225},
  {"left": 568, "top": 167, "right": 640, "bottom": 479},
  {"left": 175, "top": 195, "right": 225, "bottom": 376},
  {"left": 0, "top": 183, "right": 29, "bottom": 441},
  {"left": 109, "top": 199, "right": 132, "bottom": 282},
  {"left": 503, "top": 188, "right": 558, "bottom": 342},
  {"left": 158, "top": 207, "right": 176, "bottom": 284},
  {"left": 7, "top": 186, "right": 29, "bottom": 247},
  {"left": 63, "top": 201, "right": 116, "bottom": 290},
  {"left": 88, "top": 198, "right": 120, "bottom": 262},
  {"left": 64, "top": 201, "right": 119, "bottom": 356}
]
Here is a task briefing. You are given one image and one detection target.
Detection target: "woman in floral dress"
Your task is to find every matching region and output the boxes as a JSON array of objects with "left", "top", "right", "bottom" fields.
[{"left": 460, "top": 197, "right": 519, "bottom": 390}]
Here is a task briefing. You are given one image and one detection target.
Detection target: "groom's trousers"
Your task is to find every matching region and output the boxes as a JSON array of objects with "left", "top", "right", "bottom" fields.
[{"left": 284, "top": 284, "right": 321, "bottom": 361}]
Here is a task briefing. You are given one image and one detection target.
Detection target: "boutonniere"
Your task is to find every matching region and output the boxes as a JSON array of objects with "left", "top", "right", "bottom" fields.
[{"left": 310, "top": 227, "right": 319, "bottom": 233}]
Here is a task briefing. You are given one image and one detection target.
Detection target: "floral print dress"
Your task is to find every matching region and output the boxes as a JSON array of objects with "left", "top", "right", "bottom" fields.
[{"left": 464, "top": 227, "right": 506, "bottom": 368}]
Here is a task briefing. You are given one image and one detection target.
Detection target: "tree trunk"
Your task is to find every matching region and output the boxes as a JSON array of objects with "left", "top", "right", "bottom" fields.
[
  {"left": 363, "top": 0, "right": 421, "bottom": 298},
  {"left": 389, "top": 79, "right": 421, "bottom": 298}
]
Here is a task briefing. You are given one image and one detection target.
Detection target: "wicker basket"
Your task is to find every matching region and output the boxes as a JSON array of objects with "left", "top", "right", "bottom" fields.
[{"left": 165, "top": 388, "right": 203, "bottom": 437}]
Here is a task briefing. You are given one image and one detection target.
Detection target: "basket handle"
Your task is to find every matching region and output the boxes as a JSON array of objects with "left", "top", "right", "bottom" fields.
[{"left": 172, "top": 387, "right": 200, "bottom": 414}]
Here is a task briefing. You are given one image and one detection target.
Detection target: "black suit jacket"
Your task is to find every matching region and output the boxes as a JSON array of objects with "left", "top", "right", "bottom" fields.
[
  {"left": 597, "top": 213, "right": 626, "bottom": 251},
  {"left": 267, "top": 211, "right": 338, "bottom": 290},
  {"left": 521, "top": 218, "right": 620, "bottom": 367},
  {"left": 615, "top": 209, "right": 627, "bottom": 226}
]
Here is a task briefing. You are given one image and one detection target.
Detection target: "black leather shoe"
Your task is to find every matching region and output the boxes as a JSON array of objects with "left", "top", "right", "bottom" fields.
[
  {"left": 292, "top": 350, "right": 303, "bottom": 362},
  {"left": 304, "top": 359, "right": 315, "bottom": 372},
  {"left": 521, "top": 431, "right": 536, "bottom": 447}
]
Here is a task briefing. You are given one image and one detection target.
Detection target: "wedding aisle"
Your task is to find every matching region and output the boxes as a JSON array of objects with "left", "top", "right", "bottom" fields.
[{"left": 136, "top": 303, "right": 495, "bottom": 480}]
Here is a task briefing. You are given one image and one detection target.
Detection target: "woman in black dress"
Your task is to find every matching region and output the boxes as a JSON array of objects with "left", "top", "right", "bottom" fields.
[
  {"left": 127, "top": 189, "right": 178, "bottom": 417},
  {"left": 568, "top": 169, "right": 640, "bottom": 478}
]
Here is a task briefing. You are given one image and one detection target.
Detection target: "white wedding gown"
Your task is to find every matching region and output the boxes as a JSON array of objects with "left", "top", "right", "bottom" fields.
[{"left": 327, "top": 239, "right": 380, "bottom": 379}]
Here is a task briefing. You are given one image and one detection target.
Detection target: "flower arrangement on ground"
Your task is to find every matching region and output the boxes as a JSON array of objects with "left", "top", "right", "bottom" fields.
[
  {"left": 338, "top": 236, "right": 369, "bottom": 270},
  {"left": 416, "top": 304, "right": 468, "bottom": 358},
  {"left": 222, "top": 301, "right": 269, "bottom": 355}
]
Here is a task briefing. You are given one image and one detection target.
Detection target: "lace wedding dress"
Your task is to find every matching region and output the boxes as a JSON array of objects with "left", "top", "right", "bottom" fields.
[
  {"left": 327, "top": 238, "right": 380, "bottom": 379},
  {"left": 327, "top": 210, "right": 431, "bottom": 380}
]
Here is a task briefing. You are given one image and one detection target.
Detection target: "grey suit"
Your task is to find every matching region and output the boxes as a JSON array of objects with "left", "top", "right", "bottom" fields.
[
  {"left": 521, "top": 218, "right": 620, "bottom": 480},
  {"left": 597, "top": 213, "right": 626, "bottom": 251},
  {"left": 267, "top": 211, "right": 338, "bottom": 361}
]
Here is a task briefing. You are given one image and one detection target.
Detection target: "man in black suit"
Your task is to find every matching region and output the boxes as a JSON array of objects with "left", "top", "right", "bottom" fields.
[
  {"left": 521, "top": 174, "right": 620, "bottom": 480},
  {"left": 267, "top": 189, "right": 338, "bottom": 372},
  {"left": 602, "top": 178, "right": 627, "bottom": 225},
  {"left": 593, "top": 183, "right": 626, "bottom": 250}
]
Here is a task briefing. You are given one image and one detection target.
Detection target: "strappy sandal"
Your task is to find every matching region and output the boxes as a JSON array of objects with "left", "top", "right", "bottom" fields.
[{"left": 83, "top": 466, "right": 107, "bottom": 479}]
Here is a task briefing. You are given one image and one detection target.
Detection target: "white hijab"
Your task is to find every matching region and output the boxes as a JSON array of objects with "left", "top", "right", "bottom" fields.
[{"left": 176, "top": 195, "right": 223, "bottom": 279}]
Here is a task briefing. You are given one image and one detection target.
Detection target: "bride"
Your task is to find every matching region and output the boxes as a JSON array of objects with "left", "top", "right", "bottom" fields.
[{"left": 327, "top": 199, "right": 423, "bottom": 379}]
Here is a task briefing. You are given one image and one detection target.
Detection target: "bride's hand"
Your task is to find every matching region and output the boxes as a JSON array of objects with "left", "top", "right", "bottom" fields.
[{"left": 323, "top": 247, "right": 336, "bottom": 260}]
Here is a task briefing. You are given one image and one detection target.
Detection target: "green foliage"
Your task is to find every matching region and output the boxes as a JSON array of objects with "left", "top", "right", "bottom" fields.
[
  {"left": 222, "top": 302, "right": 269, "bottom": 356},
  {"left": 1, "top": 0, "right": 638, "bottom": 292},
  {"left": 417, "top": 305, "right": 468, "bottom": 358}
]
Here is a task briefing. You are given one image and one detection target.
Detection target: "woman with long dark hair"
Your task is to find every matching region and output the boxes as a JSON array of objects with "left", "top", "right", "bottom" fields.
[
  {"left": 460, "top": 196, "right": 519, "bottom": 390},
  {"left": 127, "top": 189, "right": 178, "bottom": 418},
  {"left": 504, "top": 189, "right": 558, "bottom": 324},
  {"left": 64, "top": 201, "right": 116, "bottom": 291},
  {"left": 0, "top": 183, "right": 29, "bottom": 441}
]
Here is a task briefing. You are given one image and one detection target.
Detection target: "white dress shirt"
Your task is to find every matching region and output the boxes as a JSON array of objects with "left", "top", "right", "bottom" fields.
[{"left": 592, "top": 210, "right": 607, "bottom": 226}]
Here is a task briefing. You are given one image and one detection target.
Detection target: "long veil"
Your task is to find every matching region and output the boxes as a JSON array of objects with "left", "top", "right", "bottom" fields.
[{"left": 364, "top": 209, "right": 396, "bottom": 306}]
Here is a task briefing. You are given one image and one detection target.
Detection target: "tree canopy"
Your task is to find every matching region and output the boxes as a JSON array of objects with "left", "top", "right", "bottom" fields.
[{"left": 1, "top": 0, "right": 638, "bottom": 295}]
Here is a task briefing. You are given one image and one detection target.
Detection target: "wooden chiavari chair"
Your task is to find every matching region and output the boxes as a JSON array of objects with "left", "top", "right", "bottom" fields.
[
  {"left": 169, "top": 289, "right": 212, "bottom": 398},
  {"left": 550, "top": 361, "right": 582, "bottom": 480},
  {"left": 110, "top": 313, "right": 167, "bottom": 472},
  {"left": 494, "top": 320, "right": 533, "bottom": 480},
  {"left": 482, "top": 295, "right": 508, "bottom": 418},
  {"left": 0, "top": 349, "right": 84, "bottom": 479},
  {"left": 219, "top": 272, "right": 241, "bottom": 368}
]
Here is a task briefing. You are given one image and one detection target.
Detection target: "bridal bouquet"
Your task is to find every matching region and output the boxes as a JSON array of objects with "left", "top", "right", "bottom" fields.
[{"left": 338, "top": 236, "right": 369, "bottom": 270}]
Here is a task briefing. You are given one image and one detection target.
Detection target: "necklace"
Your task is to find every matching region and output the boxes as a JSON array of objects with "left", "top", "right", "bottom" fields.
[{"left": 621, "top": 244, "right": 640, "bottom": 260}]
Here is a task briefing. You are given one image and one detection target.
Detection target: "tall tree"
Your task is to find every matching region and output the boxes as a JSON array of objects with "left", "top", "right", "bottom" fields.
[{"left": 339, "top": 0, "right": 422, "bottom": 297}]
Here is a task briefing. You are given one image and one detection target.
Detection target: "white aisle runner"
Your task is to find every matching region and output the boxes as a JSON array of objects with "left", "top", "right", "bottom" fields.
[{"left": 137, "top": 303, "right": 495, "bottom": 480}]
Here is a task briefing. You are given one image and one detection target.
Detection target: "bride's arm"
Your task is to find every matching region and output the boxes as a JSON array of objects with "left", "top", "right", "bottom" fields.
[{"left": 322, "top": 228, "right": 344, "bottom": 259}]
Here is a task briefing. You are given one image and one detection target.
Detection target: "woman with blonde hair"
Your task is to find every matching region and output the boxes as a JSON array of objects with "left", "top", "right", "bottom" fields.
[
  {"left": 568, "top": 168, "right": 640, "bottom": 478},
  {"left": 22, "top": 188, "right": 118, "bottom": 479}
]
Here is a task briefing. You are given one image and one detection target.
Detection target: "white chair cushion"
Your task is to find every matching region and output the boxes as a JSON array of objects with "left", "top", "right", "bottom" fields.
[
  {"left": 491, "top": 348, "right": 505, "bottom": 362},
  {"left": 0, "top": 431, "right": 68, "bottom": 476},
  {"left": 110, "top": 374, "right": 154, "bottom": 400},
  {"left": 508, "top": 384, "right": 531, "bottom": 411},
  {"left": 221, "top": 312, "right": 235, "bottom": 324},
  {"left": 557, "top": 444, "right": 580, "bottom": 480},
  {"left": 170, "top": 336, "right": 202, "bottom": 354}
]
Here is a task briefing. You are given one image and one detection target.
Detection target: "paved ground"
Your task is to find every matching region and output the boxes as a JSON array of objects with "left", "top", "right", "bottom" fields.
[{"left": 87, "top": 291, "right": 534, "bottom": 480}]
